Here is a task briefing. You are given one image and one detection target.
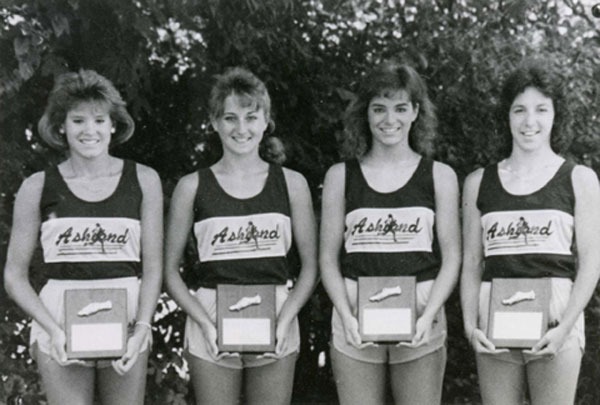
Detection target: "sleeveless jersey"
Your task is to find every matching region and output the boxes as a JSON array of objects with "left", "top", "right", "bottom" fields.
[
  {"left": 477, "top": 161, "right": 576, "bottom": 281},
  {"left": 39, "top": 160, "right": 142, "bottom": 280},
  {"left": 192, "top": 164, "right": 294, "bottom": 288},
  {"left": 340, "top": 158, "right": 441, "bottom": 282}
]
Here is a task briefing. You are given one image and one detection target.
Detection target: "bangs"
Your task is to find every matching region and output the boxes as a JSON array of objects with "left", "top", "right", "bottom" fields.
[
  {"left": 367, "top": 71, "right": 411, "bottom": 102},
  {"left": 229, "top": 91, "right": 264, "bottom": 113},
  {"left": 68, "top": 99, "right": 112, "bottom": 115}
]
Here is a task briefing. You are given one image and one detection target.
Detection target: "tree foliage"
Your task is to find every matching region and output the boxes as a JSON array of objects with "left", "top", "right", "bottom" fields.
[{"left": 1, "top": 0, "right": 599, "bottom": 403}]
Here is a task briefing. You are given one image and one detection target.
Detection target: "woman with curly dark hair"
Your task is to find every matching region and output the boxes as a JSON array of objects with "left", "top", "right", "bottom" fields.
[
  {"left": 461, "top": 60, "right": 600, "bottom": 404},
  {"left": 320, "top": 61, "right": 460, "bottom": 404}
]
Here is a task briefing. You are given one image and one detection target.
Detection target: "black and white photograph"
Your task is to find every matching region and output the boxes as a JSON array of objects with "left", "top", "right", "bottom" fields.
[{"left": 1, "top": 0, "right": 600, "bottom": 403}]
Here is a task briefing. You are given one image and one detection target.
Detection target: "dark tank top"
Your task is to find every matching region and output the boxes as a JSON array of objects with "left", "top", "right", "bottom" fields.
[
  {"left": 340, "top": 158, "right": 441, "bottom": 282},
  {"left": 192, "top": 164, "right": 295, "bottom": 288},
  {"left": 39, "top": 160, "right": 142, "bottom": 280},
  {"left": 477, "top": 161, "right": 576, "bottom": 281}
]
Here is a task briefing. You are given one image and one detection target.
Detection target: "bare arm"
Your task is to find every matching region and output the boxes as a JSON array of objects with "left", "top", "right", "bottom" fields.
[
  {"left": 163, "top": 173, "right": 214, "bottom": 330},
  {"left": 319, "top": 164, "right": 353, "bottom": 318},
  {"left": 113, "top": 164, "right": 164, "bottom": 373},
  {"left": 530, "top": 165, "right": 600, "bottom": 355},
  {"left": 135, "top": 164, "right": 164, "bottom": 327},
  {"left": 278, "top": 168, "right": 318, "bottom": 326},
  {"left": 319, "top": 163, "right": 367, "bottom": 348},
  {"left": 4, "top": 173, "right": 62, "bottom": 337},
  {"left": 418, "top": 162, "right": 461, "bottom": 325},
  {"left": 460, "top": 169, "right": 485, "bottom": 342}
]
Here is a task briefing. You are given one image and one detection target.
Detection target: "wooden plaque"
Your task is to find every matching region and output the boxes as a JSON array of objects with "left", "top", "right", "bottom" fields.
[
  {"left": 217, "top": 284, "right": 276, "bottom": 353},
  {"left": 487, "top": 278, "right": 551, "bottom": 348},
  {"left": 65, "top": 288, "right": 128, "bottom": 359},
  {"left": 358, "top": 276, "right": 416, "bottom": 342}
]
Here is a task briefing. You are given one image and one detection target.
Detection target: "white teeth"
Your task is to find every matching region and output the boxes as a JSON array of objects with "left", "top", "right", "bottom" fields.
[
  {"left": 232, "top": 136, "right": 251, "bottom": 143},
  {"left": 80, "top": 139, "right": 99, "bottom": 144}
]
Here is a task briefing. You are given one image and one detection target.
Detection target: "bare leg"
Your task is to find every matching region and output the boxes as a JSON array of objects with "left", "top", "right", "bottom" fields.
[
  {"left": 186, "top": 352, "right": 243, "bottom": 405},
  {"left": 97, "top": 351, "right": 149, "bottom": 405},
  {"left": 330, "top": 347, "right": 387, "bottom": 405},
  {"left": 389, "top": 347, "right": 446, "bottom": 405},
  {"left": 35, "top": 347, "right": 95, "bottom": 405},
  {"left": 475, "top": 353, "right": 525, "bottom": 405},
  {"left": 244, "top": 352, "right": 298, "bottom": 405},
  {"left": 527, "top": 343, "right": 581, "bottom": 405}
]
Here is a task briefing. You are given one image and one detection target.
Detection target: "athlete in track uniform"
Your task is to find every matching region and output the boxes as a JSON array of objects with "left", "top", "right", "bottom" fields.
[
  {"left": 164, "top": 67, "right": 317, "bottom": 405},
  {"left": 461, "top": 61, "right": 600, "bottom": 404},
  {"left": 3, "top": 70, "right": 163, "bottom": 405},
  {"left": 320, "top": 61, "right": 461, "bottom": 405}
]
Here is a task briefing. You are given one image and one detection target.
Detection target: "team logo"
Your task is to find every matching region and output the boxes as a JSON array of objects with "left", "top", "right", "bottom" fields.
[
  {"left": 56, "top": 223, "right": 130, "bottom": 254},
  {"left": 194, "top": 213, "right": 292, "bottom": 262},
  {"left": 41, "top": 217, "right": 141, "bottom": 263},
  {"left": 482, "top": 210, "right": 572, "bottom": 256},
  {"left": 486, "top": 217, "right": 553, "bottom": 246},
  {"left": 345, "top": 207, "right": 434, "bottom": 253},
  {"left": 211, "top": 221, "right": 281, "bottom": 250}
]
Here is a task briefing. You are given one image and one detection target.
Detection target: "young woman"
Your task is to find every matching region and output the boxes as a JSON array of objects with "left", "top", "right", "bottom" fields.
[
  {"left": 320, "top": 61, "right": 461, "bottom": 405},
  {"left": 461, "top": 61, "right": 600, "bottom": 404},
  {"left": 3, "top": 70, "right": 163, "bottom": 404},
  {"left": 164, "top": 67, "right": 317, "bottom": 405}
]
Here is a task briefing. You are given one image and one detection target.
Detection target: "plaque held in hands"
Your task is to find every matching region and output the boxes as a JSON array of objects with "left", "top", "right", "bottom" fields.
[
  {"left": 358, "top": 276, "right": 416, "bottom": 342},
  {"left": 487, "top": 278, "right": 551, "bottom": 348},
  {"left": 217, "top": 284, "right": 276, "bottom": 353},
  {"left": 65, "top": 288, "right": 128, "bottom": 359}
]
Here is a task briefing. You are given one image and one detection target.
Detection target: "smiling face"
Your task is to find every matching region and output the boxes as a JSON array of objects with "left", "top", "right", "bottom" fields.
[
  {"left": 212, "top": 94, "right": 268, "bottom": 157},
  {"left": 509, "top": 86, "right": 555, "bottom": 153},
  {"left": 368, "top": 89, "right": 419, "bottom": 149},
  {"left": 62, "top": 101, "right": 113, "bottom": 159}
]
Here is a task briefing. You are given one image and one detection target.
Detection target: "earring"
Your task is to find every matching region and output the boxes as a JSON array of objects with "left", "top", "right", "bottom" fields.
[
  {"left": 111, "top": 127, "right": 116, "bottom": 134},
  {"left": 59, "top": 128, "right": 65, "bottom": 134}
]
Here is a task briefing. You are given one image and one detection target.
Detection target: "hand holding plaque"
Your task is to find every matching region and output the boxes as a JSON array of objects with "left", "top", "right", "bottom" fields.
[
  {"left": 217, "top": 284, "right": 276, "bottom": 353},
  {"left": 65, "top": 288, "right": 128, "bottom": 360},
  {"left": 358, "top": 276, "right": 416, "bottom": 342},
  {"left": 487, "top": 278, "right": 551, "bottom": 348}
]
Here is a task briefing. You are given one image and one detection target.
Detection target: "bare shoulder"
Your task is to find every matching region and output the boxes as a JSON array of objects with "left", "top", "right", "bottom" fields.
[
  {"left": 18, "top": 171, "right": 45, "bottom": 198},
  {"left": 571, "top": 164, "right": 600, "bottom": 195},
  {"left": 174, "top": 171, "right": 200, "bottom": 197},
  {"left": 325, "top": 162, "right": 345, "bottom": 180},
  {"left": 282, "top": 167, "right": 309, "bottom": 192},
  {"left": 135, "top": 163, "right": 162, "bottom": 195},
  {"left": 464, "top": 167, "right": 485, "bottom": 189},
  {"left": 572, "top": 164, "right": 599, "bottom": 184},
  {"left": 432, "top": 161, "right": 458, "bottom": 182}
]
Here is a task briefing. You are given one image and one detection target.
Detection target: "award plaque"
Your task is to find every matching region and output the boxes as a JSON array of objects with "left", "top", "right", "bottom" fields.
[
  {"left": 487, "top": 278, "right": 551, "bottom": 348},
  {"left": 358, "top": 276, "right": 416, "bottom": 342},
  {"left": 65, "top": 288, "right": 128, "bottom": 359},
  {"left": 217, "top": 284, "right": 276, "bottom": 353}
]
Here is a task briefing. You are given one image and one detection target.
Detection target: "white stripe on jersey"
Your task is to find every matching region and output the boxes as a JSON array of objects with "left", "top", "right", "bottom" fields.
[
  {"left": 344, "top": 207, "right": 435, "bottom": 253},
  {"left": 194, "top": 213, "right": 292, "bottom": 262},
  {"left": 481, "top": 209, "right": 573, "bottom": 256},
  {"left": 41, "top": 217, "right": 141, "bottom": 263}
]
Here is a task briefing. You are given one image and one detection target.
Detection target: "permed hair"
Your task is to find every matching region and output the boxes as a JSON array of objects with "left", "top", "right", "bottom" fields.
[
  {"left": 498, "top": 60, "right": 571, "bottom": 155},
  {"left": 208, "top": 67, "right": 285, "bottom": 164},
  {"left": 37, "top": 69, "right": 134, "bottom": 150},
  {"left": 340, "top": 61, "right": 437, "bottom": 159}
]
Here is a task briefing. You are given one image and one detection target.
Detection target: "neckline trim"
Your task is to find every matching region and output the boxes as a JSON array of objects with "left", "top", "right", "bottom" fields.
[
  {"left": 355, "top": 157, "right": 424, "bottom": 195},
  {"left": 494, "top": 159, "right": 567, "bottom": 198},
  {"left": 207, "top": 164, "right": 273, "bottom": 202},
  {"left": 55, "top": 160, "right": 128, "bottom": 204}
]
